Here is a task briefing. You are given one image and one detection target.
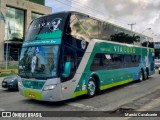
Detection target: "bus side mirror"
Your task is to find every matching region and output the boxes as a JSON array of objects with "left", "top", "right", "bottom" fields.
[{"left": 62, "top": 62, "right": 71, "bottom": 78}]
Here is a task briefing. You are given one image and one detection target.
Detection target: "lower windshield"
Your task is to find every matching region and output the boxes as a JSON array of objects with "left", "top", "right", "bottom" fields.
[{"left": 19, "top": 45, "right": 59, "bottom": 79}]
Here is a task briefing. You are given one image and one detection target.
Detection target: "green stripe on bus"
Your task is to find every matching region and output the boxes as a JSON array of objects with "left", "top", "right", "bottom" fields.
[
  {"left": 29, "top": 30, "right": 62, "bottom": 40},
  {"left": 23, "top": 38, "right": 61, "bottom": 47},
  {"left": 23, "top": 89, "right": 42, "bottom": 100},
  {"left": 100, "top": 78, "right": 133, "bottom": 90},
  {"left": 71, "top": 90, "right": 87, "bottom": 98},
  {"left": 71, "top": 79, "right": 133, "bottom": 98}
]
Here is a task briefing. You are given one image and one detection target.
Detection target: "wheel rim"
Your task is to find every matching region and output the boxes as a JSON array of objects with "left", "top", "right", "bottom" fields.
[
  {"left": 140, "top": 72, "right": 143, "bottom": 81},
  {"left": 88, "top": 81, "right": 96, "bottom": 96}
]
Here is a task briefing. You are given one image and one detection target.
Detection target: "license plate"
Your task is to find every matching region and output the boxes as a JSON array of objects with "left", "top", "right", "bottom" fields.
[{"left": 29, "top": 93, "right": 35, "bottom": 98}]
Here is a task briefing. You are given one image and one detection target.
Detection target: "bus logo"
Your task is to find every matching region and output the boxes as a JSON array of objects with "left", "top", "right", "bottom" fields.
[
  {"left": 31, "top": 18, "right": 62, "bottom": 31},
  {"left": 49, "top": 18, "right": 62, "bottom": 31},
  {"left": 81, "top": 40, "right": 86, "bottom": 50}
]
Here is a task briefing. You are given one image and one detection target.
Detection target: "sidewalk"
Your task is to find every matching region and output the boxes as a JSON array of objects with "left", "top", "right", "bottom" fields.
[
  {"left": 0, "top": 77, "right": 5, "bottom": 86},
  {"left": 0, "top": 77, "right": 5, "bottom": 81}
]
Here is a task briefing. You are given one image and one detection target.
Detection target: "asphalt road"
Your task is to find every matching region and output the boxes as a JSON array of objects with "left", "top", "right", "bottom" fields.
[{"left": 0, "top": 70, "right": 160, "bottom": 120}]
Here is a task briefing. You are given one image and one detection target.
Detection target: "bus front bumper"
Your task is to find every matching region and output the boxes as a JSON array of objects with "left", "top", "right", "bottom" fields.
[{"left": 18, "top": 84, "right": 63, "bottom": 102}]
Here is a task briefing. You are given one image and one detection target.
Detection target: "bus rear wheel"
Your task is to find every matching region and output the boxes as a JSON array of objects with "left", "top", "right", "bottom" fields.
[{"left": 87, "top": 78, "right": 96, "bottom": 97}]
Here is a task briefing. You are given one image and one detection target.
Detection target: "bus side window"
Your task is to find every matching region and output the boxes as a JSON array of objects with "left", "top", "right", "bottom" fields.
[
  {"left": 90, "top": 53, "right": 107, "bottom": 71},
  {"left": 61, "top": 46, "right": 77, "bottom": 81},
  {"left": 90, "top": 54, "right": 100, "bottom": 71}
]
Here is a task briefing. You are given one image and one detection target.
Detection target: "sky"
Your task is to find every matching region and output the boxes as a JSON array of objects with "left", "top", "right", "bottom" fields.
[{"left": 45, "top": 0, "right": 160, "bottom": 41}]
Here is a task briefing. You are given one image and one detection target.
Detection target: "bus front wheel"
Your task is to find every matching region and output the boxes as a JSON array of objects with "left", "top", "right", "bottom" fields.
[
  {"left": 87, "top": 78, "right": 96, "bottom": 97},
  {"left": 139, "top": 70, "right": 144, "bottom": 82}
]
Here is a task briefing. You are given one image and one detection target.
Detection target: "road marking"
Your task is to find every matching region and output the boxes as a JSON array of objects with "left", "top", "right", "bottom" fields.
[{"left": 67, "top": 102, "right": 99, "bottom": 111}]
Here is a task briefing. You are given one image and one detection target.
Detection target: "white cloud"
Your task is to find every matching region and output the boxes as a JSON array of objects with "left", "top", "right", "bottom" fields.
[{"left": 115, "top": 4, "right": 124, "bottom": 11}]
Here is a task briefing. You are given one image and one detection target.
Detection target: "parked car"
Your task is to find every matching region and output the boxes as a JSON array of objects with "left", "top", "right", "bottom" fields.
[
  {"left": 2, "top": 75, "right": 18, "bottom": 90},
  {"left": 155, "top": 59, "right": 160, "bottom": 68}
]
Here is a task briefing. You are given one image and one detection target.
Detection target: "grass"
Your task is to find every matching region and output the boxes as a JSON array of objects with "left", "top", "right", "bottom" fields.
[
  {"left": 0, "top": 73, "right": 16, "bottom": 77},
  {"left": 0, "top": 66, "right": 18, "bottom": 69},
  {"left": 0, "top": 67, "right": 18, "bottom": 77}
]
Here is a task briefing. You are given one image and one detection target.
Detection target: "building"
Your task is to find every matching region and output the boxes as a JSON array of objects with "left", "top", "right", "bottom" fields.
[{"left": 0, "top": 0, "right": 52, "bottom": 63}]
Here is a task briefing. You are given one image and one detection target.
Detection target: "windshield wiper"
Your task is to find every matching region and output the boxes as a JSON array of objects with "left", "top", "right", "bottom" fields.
[
  {"left": 18, "top": 74, "right": 29, "bottom": 79},
  {"left": 18, "top": 71, "right": 32, "bottom": 79},
  {"left": 33, "top": 75, "right": 56, "bottom": 80},
  {"left": 35, "top": 77, "right": 47, "bottom": 80},
  {"left": 34, "top": 76, "right": 49, "bottom": 80}
]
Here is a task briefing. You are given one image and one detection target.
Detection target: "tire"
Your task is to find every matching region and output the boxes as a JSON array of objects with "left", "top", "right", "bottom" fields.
[
  {"left": 139, "top": 70, "right": 144, "bottom": 82},
  {"left": 146, "top": 69, "right": 149, "bottom": 80},
  {"left": 87, "top": 78, "right": 96, "bottom": 97}
]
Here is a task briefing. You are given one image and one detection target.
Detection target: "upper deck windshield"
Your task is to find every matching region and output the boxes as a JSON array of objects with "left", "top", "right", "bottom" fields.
[
  {"left": 26, "top": 13, "right": 68, "bottom": 41},
  {"left": 19, "top": 45, "right": 59, "bottom": 79}
]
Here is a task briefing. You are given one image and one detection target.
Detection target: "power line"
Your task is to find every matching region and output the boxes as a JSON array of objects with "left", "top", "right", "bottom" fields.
[
  {"left": 66, "top": 0, "right": 105, "bottom": 15},
  {"left": 54, "top": 0, "right": 131, "bottom": 26},
  {"left": 54, "top": 0, "right": 92, "bottom": 15},
  {"left": 67, "top": 0, "right": 131, "bottom": 23}
]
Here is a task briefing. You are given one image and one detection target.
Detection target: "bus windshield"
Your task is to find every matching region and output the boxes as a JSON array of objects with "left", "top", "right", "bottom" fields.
[{"left": 19, "top": 45, "right": 59, "bottom": 79}]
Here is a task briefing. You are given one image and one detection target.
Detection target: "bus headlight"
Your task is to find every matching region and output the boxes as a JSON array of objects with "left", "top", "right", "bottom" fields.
[{"left": 43, "top": 84, "right": 56, "bottom": 91}]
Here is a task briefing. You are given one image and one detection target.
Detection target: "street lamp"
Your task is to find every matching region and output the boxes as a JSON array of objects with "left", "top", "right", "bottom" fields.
[{"left": 141, "top": 28, "right": 151, "bottom": 34}]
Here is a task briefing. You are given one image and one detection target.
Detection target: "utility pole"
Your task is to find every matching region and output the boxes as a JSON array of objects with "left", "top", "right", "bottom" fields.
[{"left": 128, "top": 23, "right": 136, "bottom": 31}]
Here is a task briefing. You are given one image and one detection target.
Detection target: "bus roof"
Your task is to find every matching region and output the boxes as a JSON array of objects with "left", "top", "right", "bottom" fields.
[{"left": 39, "top": 11, "right": 152, "bottom": 40}]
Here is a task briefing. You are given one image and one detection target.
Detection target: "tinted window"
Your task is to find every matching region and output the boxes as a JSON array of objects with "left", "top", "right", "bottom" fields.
[
  {"left": 90, "top": 53, "right": 141, "bottom": 71},
  {"left": 68, "top": 14, "right": 100, "bottom": 42},
  {"left": 68, "top": 14, "right": 90, "bottom": 42},
  {"left": 26, "top": 13, "right": 68, "bottom": 41},
  {"left": 61, "top": 45, "right": 81, "bottom": 81},
  {"left": 68, "top": 13, "right": 153, "bottom": 48},
  {"left": 90, "top": 54, "right": 105, "bottom": 71},
  {"left": 100, "top": 22, "right": 142, "bottom": 46}
]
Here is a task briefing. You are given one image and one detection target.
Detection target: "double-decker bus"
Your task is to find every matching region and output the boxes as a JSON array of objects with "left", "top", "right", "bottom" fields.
[{"left": 18, "top": 11, "right": 155, "bottom": 101}]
